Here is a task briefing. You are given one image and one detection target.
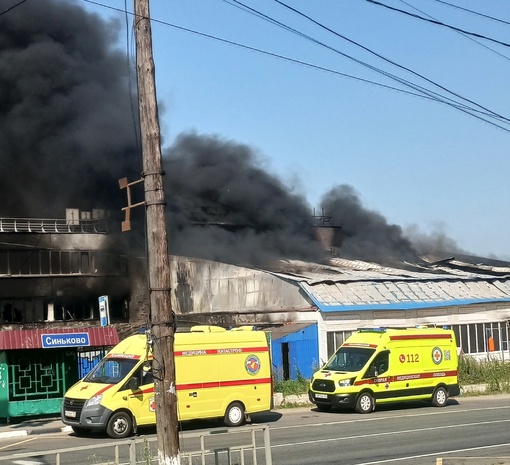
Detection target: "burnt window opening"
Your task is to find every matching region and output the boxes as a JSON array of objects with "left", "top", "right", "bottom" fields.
[
  {"left": 0, "top": 296, "right": 129, "bottom": 324},
  {"left": 0, "top": 250, "right": 127, "bottom": 276}
]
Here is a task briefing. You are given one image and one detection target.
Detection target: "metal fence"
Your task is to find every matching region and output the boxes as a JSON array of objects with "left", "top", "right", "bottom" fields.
[
  {"left": 0, "top": 425, "right": 272, "bottom": 465},
  {"left": 0, "top": 217, "right": 108, "bottom": 234}
]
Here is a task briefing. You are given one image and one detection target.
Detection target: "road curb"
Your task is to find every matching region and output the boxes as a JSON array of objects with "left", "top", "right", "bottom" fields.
[{"left": 0, "top": 425, "right": 72, "bottom": 439}]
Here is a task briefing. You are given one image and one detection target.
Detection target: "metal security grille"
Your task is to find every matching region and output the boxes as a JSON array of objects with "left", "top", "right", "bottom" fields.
[
  {"left": 452, "top": 321, "right": 510, "bottom": 357},
  {"left": 7, "top": 350, "right": 65, "bottom": 401},
  {"left": 77, "top": 347, "right": 110, "bottom": 378}
]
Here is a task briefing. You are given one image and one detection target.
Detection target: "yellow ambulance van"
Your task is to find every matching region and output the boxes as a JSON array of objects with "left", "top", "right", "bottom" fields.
[
  {"left": 61, "top": 326, "right": 272, "bottom": 438},
  {"left": 309, "top": 327, "right": 460, "bottom": 413}
]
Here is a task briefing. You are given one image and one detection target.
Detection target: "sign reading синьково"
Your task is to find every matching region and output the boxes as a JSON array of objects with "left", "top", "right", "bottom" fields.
[{"left": 41, "top": 333, "right": 90, "bottom": 348}]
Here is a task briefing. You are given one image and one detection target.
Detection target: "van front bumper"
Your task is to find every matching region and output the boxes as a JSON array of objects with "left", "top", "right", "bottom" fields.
[
  {"left": 308, "top": 391, "right": 356, "bottom": 409},
  {"left": 62, "top": 402, "right": 113, "bottom": 431}
]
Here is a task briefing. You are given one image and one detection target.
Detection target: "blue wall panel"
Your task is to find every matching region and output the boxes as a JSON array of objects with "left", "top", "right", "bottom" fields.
[{"left": 270, "top": 324, "right": 318, "bottom": 380}]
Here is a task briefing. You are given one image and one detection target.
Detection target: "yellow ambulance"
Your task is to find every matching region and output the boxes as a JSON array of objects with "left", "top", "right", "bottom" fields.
[
  {"left": 309, "top": 327, "right": 460, "bottom": 413},
  {"left": 61, "top": 326, "right": 272, "bottom": 438}
]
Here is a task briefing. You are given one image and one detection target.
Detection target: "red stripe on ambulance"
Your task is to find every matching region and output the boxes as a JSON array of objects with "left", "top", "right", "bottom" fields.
[
  {"left": 177, "top": 377, "right": 272, "bottom": 391},
  {"left": 174, "top": 346, "right": 268, "bottom": 356},
  {"left": 355, "top": 370, "right": 458, "bottom": 386}
]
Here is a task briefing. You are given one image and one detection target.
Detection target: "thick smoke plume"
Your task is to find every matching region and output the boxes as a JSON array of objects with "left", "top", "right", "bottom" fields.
[
  {"left": 0, "top": 0, "right": 140, "bottom": 218},
  {"left": 163, "top": 133, "right": 324, "bottom": 266},
  {"left": 0, "top": 0, "right": 463, "bottom": 267},
  {"left": 320, "top": 185, "right": 420, "bottom": 264}
]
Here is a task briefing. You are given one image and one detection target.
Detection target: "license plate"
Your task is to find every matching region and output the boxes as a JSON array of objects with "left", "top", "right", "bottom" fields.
[
  {"left": 315, "top": 393, "right": 328, "bottom": 399},
  {"left": 65, "top": 410, "right": 76, "bottom": 418}
]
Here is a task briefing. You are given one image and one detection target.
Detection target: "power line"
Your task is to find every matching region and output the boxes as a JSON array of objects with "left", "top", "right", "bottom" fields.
[
  {"left": 82, "top": 0, "right": 510, "bottom": 133},
  {"left": 0, "top": 0, "right": 26, "bottom": 16},
  {"left": 228, "top": 0, "right": 475, "bottom": 116},
  {"left": 268, "top": 0, "right": 510, "bottom": 123},
  {"left": 396, "top": 0, "right": 510, "bottom": 62},
  {"left": 365, "top": 0, "right": 510, "bottom": 48},
  {"left": 82, "top": 0, "right": 443, "bottom": 101},
  {"left": 429, "top": 0, "right": 510, "bottom": 26}
]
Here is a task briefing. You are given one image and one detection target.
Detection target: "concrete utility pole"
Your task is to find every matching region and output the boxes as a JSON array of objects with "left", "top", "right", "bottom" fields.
[{"left": 132, "top": 0, "right": 180, "bottom": 463}]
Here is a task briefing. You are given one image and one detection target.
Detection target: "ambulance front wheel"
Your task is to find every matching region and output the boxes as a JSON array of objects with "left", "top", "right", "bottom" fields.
[
  {"left": 106, "top": 411, "right": 133, "bottom": 439},
  {"left": 224, "top": 401, "right": 246, "bottom": 427},
  {"left": 355, "top": 392, "right": 374, "bottom": 414},
  {"left": 432, "top": 386, "right": 449, "bottom": 407}
]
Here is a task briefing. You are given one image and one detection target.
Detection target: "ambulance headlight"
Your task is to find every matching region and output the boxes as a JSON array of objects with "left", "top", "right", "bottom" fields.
[
  {"left": 338, "top": 378, "right": 354, "bottom": 387},
  {"left": 85, "top": 394, "right": 103, "bottom": 407}
]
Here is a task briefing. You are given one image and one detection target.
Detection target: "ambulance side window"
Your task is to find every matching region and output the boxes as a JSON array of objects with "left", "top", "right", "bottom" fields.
[
  {"left": 121, "top": 362, "right": 153, "bottom": 391},
  {"left": 366, "top": 351, "right": 389, "bottom": 378},
  {"left": 377, "top": 352, "right": 389, "bottom": 375},
  {"left": 141, "top": 362, "right": 154, "bottom": 385}
]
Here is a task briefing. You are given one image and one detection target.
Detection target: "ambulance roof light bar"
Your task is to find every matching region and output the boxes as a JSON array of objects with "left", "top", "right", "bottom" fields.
[{"left": 357, "top": 327, "right": 387, "bottom": 333}]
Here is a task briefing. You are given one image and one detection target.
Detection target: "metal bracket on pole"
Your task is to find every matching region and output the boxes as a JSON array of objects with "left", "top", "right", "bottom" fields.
[{"left": 119, "top": 177, "right": 145, "bottom": 232}]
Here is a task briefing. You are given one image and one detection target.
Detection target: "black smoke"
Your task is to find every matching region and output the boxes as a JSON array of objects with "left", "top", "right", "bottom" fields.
[
  {"left": 0, "top": 0, "right": 463, "bottom": 267},
  {"left": 319, "top": 185, "right": 420, "bottom": 264},
  {"left": 163, "top": 133, "right": 324, "bottom": 266},
  {"left": 0, "top": 0, "right": 140, "bottom": 218}
]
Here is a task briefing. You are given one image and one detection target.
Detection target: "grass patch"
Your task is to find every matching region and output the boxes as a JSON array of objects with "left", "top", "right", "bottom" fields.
[
  {"left": 459, "top": 356, "right": 510, "bottom": 393},
  {"left": 274, "top": 373, "right": 309, "bottom": 396}
]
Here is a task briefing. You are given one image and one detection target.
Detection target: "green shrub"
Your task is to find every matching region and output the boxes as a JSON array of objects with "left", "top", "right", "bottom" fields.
[
  {"left": 273, "top": 371, "right": 309, "bottom": 395},
  {"left": 459, "top": 356, "right": 510, "bottom": 393}
]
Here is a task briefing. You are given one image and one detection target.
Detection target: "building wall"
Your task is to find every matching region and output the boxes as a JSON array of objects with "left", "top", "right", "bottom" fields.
[
  {"left": 169, "top": 256, "right": 312, "bottom": 320},
  {"left": 271, "top": 324, "right": 319, "bottom": 380}
]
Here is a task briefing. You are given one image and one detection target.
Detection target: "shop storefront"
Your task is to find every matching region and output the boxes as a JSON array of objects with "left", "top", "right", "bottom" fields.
[{"left": 0, "top": 327, "right": 119, "bottom": 421}]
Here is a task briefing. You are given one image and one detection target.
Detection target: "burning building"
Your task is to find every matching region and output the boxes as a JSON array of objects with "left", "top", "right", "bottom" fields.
[{"left": 2, "top": 0, "right": 510, "bottom": 420}]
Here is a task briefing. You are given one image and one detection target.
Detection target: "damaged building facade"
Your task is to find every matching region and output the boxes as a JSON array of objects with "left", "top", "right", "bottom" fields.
[
  {"left": 168, "top": 254, "right": 510, "bottom": 380},
  {"left": 2, "top": 209, "right": 510, "bottom": 419},
  {"left": 0, "top": 212, "right": 135, "bottom": 419}
]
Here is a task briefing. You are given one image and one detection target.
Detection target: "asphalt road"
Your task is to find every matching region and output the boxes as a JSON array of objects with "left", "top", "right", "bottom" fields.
[{"left": 2, "top": 395, "right": 510, "bottom": 465}]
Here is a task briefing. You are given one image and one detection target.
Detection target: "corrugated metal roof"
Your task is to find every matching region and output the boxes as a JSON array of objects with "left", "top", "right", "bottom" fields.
[
  {"left": 0, "top": 327, "right": 119, "bottom": 350},
  {"left": 267, "top": 258, "right": 510, "bottom": 312}
]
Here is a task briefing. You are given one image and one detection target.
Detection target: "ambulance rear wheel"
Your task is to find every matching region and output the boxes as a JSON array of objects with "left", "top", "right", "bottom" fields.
[
  {"left": 355, "top": 392, "right": 374, "bottom": 414},
  {"left": 224, "top": 402, "right": 245, "bottom": 427},
  {"left": 432, "top": 386, "right": 448, "bottom": 407},
  {"left": 106, "top": 411, "right": 133, "bottom": 439}
]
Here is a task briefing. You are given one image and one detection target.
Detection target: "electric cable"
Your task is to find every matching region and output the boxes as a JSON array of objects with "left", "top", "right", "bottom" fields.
[
  {"left": 228, "top": 0, "right": 510, "bottom": 130},
  {"left": 365, "top": 0, "right": 510, "bottom": 48},
  {"left": 82, "top": 0, "right": 510, "bottom": 132},
  {"left": 270, "top": 0, "right": 510, "bottom": 122},
  {"left": 0, "top": 0, "right": 26, "bottom": 16},
  {"left": 429, "top": 0, "right": 510, "bottom": 26},
  {"left": 123, "top": 0, "right": 143, "bottom": 171},
  {"left": 82, "top": 0, "right": 446, "bottom": 102},
  {"left": 396, "top": 0, "right": 510, "bottom": 62},
  {"left": 229, "top": 0, "right": 510, "bottom": 131}
]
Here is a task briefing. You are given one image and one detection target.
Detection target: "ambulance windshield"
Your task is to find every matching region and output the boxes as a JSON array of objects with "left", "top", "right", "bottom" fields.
[
  {"left": 84, "top": 358, "right": 139, "bottom": 384},
  {"left": 325, "top": 347, "right": 375, "bottom": 372}
]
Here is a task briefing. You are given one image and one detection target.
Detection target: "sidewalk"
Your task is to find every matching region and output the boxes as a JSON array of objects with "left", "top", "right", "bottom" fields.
[{"left": 0, "top": 416, "right": 71, "bottom": 439}]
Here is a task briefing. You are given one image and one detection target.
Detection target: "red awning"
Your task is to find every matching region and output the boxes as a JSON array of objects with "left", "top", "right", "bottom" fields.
[{"left": 0, "top": 327, "right": 119, "bottom": 350}]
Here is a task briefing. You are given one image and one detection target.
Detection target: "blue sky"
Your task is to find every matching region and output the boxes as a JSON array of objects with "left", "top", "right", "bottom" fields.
[{"left": 83, "top": 0, "right": 510, "bottom": 260}]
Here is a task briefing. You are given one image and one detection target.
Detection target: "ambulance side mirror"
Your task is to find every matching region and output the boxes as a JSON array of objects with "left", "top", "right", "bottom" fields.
[{"left": 126, "top": 376, "right": 140, "bottom": 391}]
